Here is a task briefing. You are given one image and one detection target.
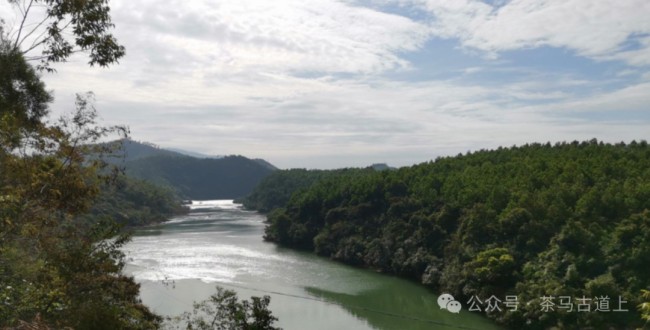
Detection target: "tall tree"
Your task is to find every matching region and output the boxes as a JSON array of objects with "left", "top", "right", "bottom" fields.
[
  {"left": 2, "top": 9, "right": 278, "bottom": 329},
  {"left": 0, "top": 69, "right": 160, "bottom": 328},
  {"left": 0, "top": 8, "right": 160, "bottom": 328},
  {"left": 5, "top": 0, "right": 125, "bottom": 71},
  {"left": 0, "top": 27, "right": 51, "bottom": 149}
]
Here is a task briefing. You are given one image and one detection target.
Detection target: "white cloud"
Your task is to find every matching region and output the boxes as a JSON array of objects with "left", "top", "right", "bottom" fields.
[
  {"left": 520, "top": 82, "right": 650, "bottom": 115},
  {"left": 34, "top": 0, "right": 432, "bottom": 109},
  {"left": 462, "top": 66, "right": 484, "bottom": 75},
  {"left": 409, "top": 0, "right": 650, "bottom": 65},
  {"left": 601, "top": 36, "right": 650, "bottom": 66},
  {"left": 113, "top": 0, "right": 429, "bottom": 76},
  {"left": 3, "top": 0, "right": 649, "bottom": 169},
  {"left": 63, "top": 72, "right": 649, "bottom": 168}
]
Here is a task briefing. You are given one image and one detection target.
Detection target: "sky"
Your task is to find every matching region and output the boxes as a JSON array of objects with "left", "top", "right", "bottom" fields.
[{"left": 2, "top": 0, "right": 650, "bottom": 169}]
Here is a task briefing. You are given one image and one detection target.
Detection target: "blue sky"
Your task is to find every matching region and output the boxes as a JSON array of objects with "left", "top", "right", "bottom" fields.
[{"left": 3, "top": 0, "right": 649, "bottom": 168}]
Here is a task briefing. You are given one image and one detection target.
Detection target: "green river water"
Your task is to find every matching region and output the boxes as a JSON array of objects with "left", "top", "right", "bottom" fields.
[{"left": 123, "top": 200, "right": 501, "bottom": 330}]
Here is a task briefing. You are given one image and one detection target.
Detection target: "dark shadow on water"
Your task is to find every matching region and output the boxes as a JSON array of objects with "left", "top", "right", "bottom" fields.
[{"left": 304, "top": 286, "right": 502, "bottom": 330}]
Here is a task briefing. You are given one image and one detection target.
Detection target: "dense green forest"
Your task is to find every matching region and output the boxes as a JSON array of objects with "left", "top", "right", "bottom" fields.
[
  {"left": 261, "top": 141, "right": 650, "bottom": 329},
  {"left": 80, "top": 175, "right": 188, "bottom": 227},
  {"left": 124, "top": 154, "right": 275, "bottom": 200},
  {"left": 242, "top": 168, "right": 375, "bottom": 213},
  {"left": 100, "top": 139, "right": 277, "bottom": 200}
]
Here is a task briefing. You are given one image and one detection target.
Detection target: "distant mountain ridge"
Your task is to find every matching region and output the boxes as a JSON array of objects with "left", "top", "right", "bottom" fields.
[
  {"left": 252, "top": 158, "right": 278, "bottom": 171},
  {"left": 107, "top": 139, "right": 184, "bottom": 162},
  {"left": 165, "top": 147, "right": 224, "bottom": 159},
  {"left": 107, "top": 139, "right": 276, "bottom": 200}
]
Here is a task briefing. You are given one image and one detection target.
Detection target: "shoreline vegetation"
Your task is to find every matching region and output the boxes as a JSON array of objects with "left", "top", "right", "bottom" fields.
[
  {"left": 4, "top": 52, "right": 649, "bottom": 329},
  {"left": 0, "top": 18, "right": 277, "bottom": 327},
  {"left": 81, "top": 174, "right": 190, "bottom": 229},
  {"left": 245, "top": 140, "right": 650, "bottom": 329},
  {"left": 2, "top": 1, "right": 649, "bottom": 328}
]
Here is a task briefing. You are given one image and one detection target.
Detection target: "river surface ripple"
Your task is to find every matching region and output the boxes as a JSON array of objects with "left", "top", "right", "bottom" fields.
[{"left": 123, "top": 200, "right": 500, "bottom": 330}]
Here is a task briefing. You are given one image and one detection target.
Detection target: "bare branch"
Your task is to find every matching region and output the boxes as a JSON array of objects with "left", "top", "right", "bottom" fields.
[
  {"left": 13, "top": 0, "right": 34, "bottom": 50},
  {"left": 17, "top": 15, "right": 49, "bottom": 48},
  {"left": 24, "top": 49, "right": 86, "bottom": 62},
  {"left": 23, "top": 54, "right": 49, "bottom": 61},
  {"left": 16, "top": 0, "right": 26, "bottom": 17},
  {"left": 22, "top": 17, "right": 73, "bottom": 56},
  {"left": 23, "top": 27, "right": 50, "bottom": 53}
]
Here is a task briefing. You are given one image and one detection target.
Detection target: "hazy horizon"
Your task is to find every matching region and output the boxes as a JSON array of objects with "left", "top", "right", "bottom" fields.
[{"left": 140, "top": 137, "right": 641, "bottom": 170}]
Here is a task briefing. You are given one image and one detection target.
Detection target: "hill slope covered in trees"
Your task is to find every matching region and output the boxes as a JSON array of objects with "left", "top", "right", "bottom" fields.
[
  {"left": 241, "top": 168, "right": 375, "bottom": 213},
  {"left": 109, "top": 139, "right": 185, "bottom": 162},
  {"left": 125, "top": 154, "right": 275, "bottom": 200},
  {"left": 263, "top": 140, "right": 650, "bottom": 329},
  {"left": 80, "top": 175, "right": 188, "bottom": 227},
  {"left": 103, "top": 139, "right": 277, "bottom": 200},
  {"left": 97, "top": 139, "right": 277, "bottom": 200}
]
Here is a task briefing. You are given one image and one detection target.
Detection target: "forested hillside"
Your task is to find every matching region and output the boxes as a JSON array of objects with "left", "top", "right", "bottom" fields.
[
  {"left": 125, "top": 154, "right": 275, "bottom": 199},
  {"left": 263, "top": 140, "right": 650, "bottom": 329},
  {"left": 242, "top": 168, "right": 374, "bottom": 212},
  {"left": 99, "top": 139, "right": 276, "bottom": 200},
  {"left": 105, "top": 139, "right": 185, "bottom": 162},
  {"left": 80, "top": 175, "right": 188, "bottom": 227},
  {"left": 0, "top": 14, "right": 163, "bottom": 327}
]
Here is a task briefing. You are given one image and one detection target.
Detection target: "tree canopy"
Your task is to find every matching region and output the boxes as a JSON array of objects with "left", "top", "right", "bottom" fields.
[
  {"left": 1, "top": 13, "right": 276, "bottom": 329},
  {"left": 259, "top": 140, "right": 650, "bottom": 329},
  {"left": 168, "top": 287, "right": 281, "bottom": 330},
  {"left": 241, "top": 168, "right": 374, "bottom": 213},
  {"left": 124, "top": 154, "right": 276, "bottom": 200},
  {"left": 6, "top": 0, "right": 125, "bottom": 70},
  {"left": 0, "top": 59, "right": 160, "bottom": 326}
]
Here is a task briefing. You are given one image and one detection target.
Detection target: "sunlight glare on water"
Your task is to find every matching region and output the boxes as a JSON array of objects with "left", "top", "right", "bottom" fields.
[{"left": 123, "top": 200, "right": 501, "bottom": 330}]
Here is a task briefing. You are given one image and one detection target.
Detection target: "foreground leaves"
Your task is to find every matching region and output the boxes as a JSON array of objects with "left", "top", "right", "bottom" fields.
[
  {"left": 167, "top": 287, "right": 281, "bottom": 330},
  {"left": 0, "top": 43, "right": 160, "bottom": 328}
]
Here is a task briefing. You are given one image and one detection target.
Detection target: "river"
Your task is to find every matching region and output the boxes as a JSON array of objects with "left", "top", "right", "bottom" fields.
[{"left": 123, "top": 200, "right": 500, "bottom": 330}]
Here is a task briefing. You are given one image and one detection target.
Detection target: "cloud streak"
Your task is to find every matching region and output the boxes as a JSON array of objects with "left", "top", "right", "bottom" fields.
[
  {"left": 2, "top": 0, "right": 648, "bottom": 168},
  {"left": 115, "top": 0, "right": 430, "bottom": 75},
  {"left": 409, "top": 0, "right": 650, "bottom": 65}
]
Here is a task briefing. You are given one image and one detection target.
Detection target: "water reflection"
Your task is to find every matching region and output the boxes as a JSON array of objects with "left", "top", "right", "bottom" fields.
[{"left": 124, "top": 200, "right": 500, "bottom": 330}]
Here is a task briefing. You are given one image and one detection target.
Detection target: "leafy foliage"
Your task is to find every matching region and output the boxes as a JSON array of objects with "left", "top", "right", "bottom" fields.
[
  {"left": 241, "top": 168, "right": 374, "bottom": 213},
  {"left": 640, "top": 290, "right": 650, "bottom": 327},
  {"left": 2, "top": 13, "right": 275, "bottom": 330},
  {"left": 168, "top": 287, "right": 281, "bottom": 330},
  {"left": 0, "top": 103, "right": 161, "bottom": 328},
  {"left": 7, "top": 0, "right": 125, "bottom": 70},
  {"left": 0, "top": 36, "right": 51, "bottom": 146},
  {"left": 0, "top": 36, "right": 159, "bottom": 328},
  {"left": 81, "top": 175, "right": 189, "bottom": 227},
  {"left": 264, "top": 140, "right": 650, "bottom": 329}
]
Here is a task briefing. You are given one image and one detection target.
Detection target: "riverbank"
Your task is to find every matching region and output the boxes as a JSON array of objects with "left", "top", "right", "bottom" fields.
[{"left": 122, "top": 201, "right": 501, "bottom": 330}]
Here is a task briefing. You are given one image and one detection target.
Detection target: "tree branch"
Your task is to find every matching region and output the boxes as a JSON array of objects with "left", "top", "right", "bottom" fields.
[
  {"left": 22, "top": 27, "right": 50, "bottom": 54},
  {"left": 17, "top": 14, "right": 49, "bottom": 49},
  {"left": 13, "top": 0, "right": 34, "bottom": 50}
]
